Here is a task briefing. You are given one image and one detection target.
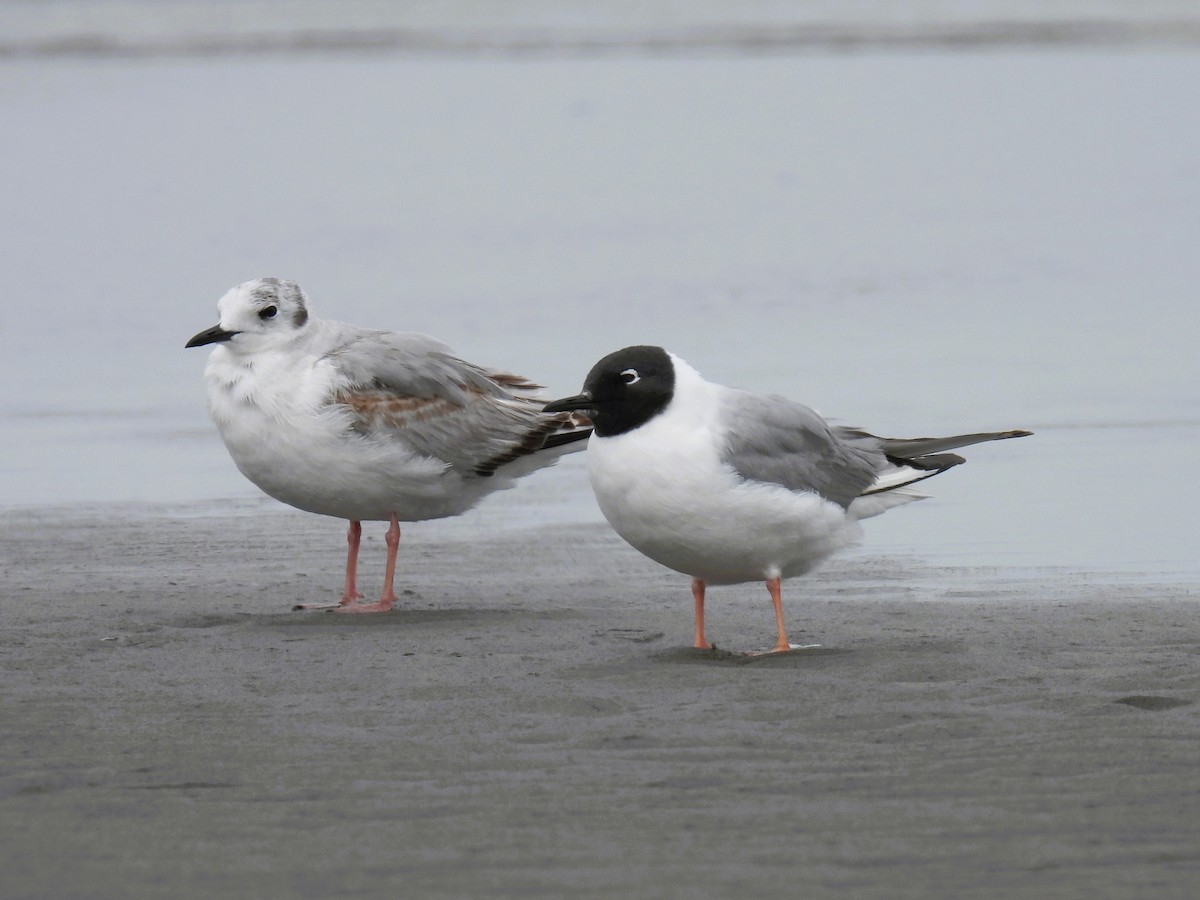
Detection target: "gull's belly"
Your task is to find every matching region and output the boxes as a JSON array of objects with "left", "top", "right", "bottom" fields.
[
  {"left": 588, "top": 437, "right": 853, "bottom": 585},
  {"left": 207, "top": 378, "right": 494, "bottom": 522}
]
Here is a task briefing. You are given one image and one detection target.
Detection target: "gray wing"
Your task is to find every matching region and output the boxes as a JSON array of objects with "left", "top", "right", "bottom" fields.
[
  {"left": 875, "top": 430, "right": 1033, "bottom": 458},
  {"left": 719, "top": 389, "right": 883, "bottom": 508},
  {"left": 836, "top": 427, "right": 1034, "bottom": 483},
  {"left": 322, "top": 328, "right": 583, "bottom": 476}
]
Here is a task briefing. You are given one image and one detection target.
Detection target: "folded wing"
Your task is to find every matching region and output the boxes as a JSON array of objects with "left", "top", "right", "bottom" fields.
[
  {"left": 721, "top": 387, "right": 1030, "bottom": 510},
  {"left": 325, "top": 329, "right": 589, "bottom": 476}
]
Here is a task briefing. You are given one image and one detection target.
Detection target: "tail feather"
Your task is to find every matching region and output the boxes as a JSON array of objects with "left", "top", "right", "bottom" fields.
[
  {"left": 861, "top": 460, "right": 957, "bottom": 497},
  {"left": 849, "top": 484, "right": 929, "bottom": 520}
]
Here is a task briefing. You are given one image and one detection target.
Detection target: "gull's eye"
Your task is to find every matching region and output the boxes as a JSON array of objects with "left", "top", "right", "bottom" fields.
[
  {"left": 620, "top": 368, "right": 640, "bottom": 385},
  {"left": 259, "top": 305, "right": 278, "bottom": 320}
]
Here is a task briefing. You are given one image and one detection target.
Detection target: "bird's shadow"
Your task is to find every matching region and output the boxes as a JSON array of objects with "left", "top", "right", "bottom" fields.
[
  {"left": 654, "top": 644, "right": 850, "bottom": 667},
  {"left": 170, "top": 606, "right": 550, "bottom": 631}
]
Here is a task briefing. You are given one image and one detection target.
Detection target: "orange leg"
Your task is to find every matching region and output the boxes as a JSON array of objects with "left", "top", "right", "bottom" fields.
[
  {"left": 691, "top": 578, "right": 710, "bottom": 649},
  {"left": 334, "top": 515, "right": 400, "bottom": 614},
  {"left": 765, "top": 576, "right": 791, "bottom": 653}
]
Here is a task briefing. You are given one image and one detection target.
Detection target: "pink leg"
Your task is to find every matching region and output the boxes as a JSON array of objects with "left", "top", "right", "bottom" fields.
[
  {"left": 691, "top": 578, "right": 710, "bottom": 649},
  {"left": 334, "top": 514, "right": 400, "bottom": 614},
  {"left": 341, "top": 520, "right": 365, "bottom": 603},
  {"left": 765, "top": 576, "right": 791, "bottom": 653},
  {"left": 295, "top": 520, "right": 365, "bottom": 610}
]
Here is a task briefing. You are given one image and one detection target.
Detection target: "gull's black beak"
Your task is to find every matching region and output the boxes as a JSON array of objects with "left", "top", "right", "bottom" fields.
[
  {"left": 185, "top": 324, "right": 238, "bottom": 348},
  {"left": 543, "top": 392, "right": 595, "bottom": 414}
]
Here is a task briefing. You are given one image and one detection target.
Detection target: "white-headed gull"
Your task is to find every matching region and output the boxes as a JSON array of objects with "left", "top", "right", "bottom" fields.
[
  {"left": 545, "top": 345, "right": 1030, "bottom": 654},
  {"left": 187, "top": 278, "right": 590, "bottom": 613}
]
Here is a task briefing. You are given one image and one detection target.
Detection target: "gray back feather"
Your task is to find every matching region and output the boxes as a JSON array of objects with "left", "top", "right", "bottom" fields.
[
  {"left": 325, "top": 328, "right": 515, "bottom": 403},
  {"left": 719, "top": 389, "right": 882, "bottom": 508}
]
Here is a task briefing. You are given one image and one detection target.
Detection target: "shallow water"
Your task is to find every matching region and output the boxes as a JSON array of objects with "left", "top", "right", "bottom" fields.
[{"left": 1, "top": 43, "right": 1198, "bottom": 580}]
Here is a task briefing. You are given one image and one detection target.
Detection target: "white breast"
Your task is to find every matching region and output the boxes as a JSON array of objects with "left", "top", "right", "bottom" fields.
[
  {"left": 202, "top": 345, "right": 491, "bottom": 522},
  {"left": 586, "top": 371, "right": 855, "bottom": 585}
]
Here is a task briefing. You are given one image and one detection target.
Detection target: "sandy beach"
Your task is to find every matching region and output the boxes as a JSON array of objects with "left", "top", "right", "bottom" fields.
[{"left": 2, "top": 504, "right": 1197, "bottom": 898}]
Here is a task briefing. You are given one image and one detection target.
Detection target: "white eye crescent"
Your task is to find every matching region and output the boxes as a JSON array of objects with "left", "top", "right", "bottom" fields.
[{"left": 620, "top": 368, "right": 640, "bottom": 385}]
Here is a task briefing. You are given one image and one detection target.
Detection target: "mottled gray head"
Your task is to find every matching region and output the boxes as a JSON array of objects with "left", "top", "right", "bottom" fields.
[
  {"left": 185, "top": 278, "right": 311, "bottom": 350},
  {"left": 544, "top": 345, "right": 676, "bottom": 437}
]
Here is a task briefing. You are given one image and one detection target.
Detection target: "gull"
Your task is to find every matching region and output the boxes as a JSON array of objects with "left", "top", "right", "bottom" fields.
[
  {"left": 545, "top": 345, "right": 1030, "bottom": 654},
  {"left": 186, "top": 277, "right": 590, "bottom": 613}
]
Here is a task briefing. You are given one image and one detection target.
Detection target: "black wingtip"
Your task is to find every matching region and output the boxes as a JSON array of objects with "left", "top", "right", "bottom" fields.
[
  {"left": 884, "top": 452, "right": 965, "bottom": 473},
  {"left": 541, "top": 428, "right": 593, "bottom": 451},
  {"left": 471, "top": 418, "right": 594, "bottom": 477}
]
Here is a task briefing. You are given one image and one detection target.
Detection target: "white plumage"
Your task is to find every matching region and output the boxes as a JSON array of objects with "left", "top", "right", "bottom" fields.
[
  {"left": 546, "top": 345, "right": 1030, "bottom": 653},
  {"left": 188, "top": 278, "right": 589, "bottom": 612}
]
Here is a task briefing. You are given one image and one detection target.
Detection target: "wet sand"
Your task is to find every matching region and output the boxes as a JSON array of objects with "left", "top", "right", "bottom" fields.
[{"left": 2, "top": 505, "right": 1197, "bottom": 898}]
